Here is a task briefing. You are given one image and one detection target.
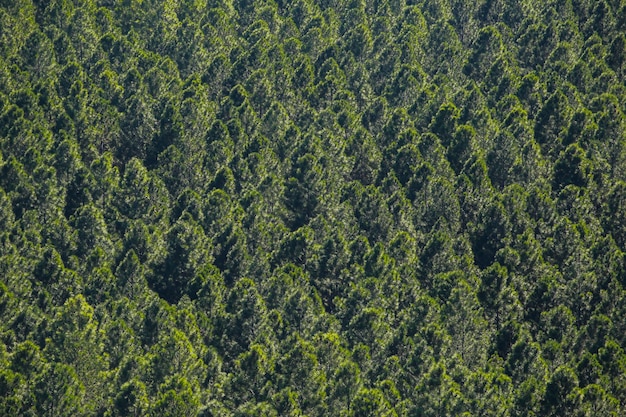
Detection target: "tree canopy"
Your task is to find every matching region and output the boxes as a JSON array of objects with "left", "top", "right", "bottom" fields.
[{"left": 1, "top": 0, "right": 626, "bottom": 415}]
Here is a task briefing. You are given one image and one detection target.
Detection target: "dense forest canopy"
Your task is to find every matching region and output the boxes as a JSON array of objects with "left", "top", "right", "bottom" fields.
[{"left": 1, "top": 0, "right": 626, "bottom": 415}]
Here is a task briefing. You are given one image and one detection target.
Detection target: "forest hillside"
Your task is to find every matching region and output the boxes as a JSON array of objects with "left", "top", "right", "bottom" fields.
[{"left": 1, "top": 0, "right": 626, "bottom": 415}]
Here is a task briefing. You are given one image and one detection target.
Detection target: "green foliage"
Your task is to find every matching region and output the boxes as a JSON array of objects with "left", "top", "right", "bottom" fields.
[{"left": 1, "top": 0, "right": 626, "bottom": 415}]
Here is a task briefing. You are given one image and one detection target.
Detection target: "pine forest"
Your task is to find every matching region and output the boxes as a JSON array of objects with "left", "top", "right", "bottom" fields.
[{"left": 1, "top": 0, "right": 626, "bottom": 415}]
